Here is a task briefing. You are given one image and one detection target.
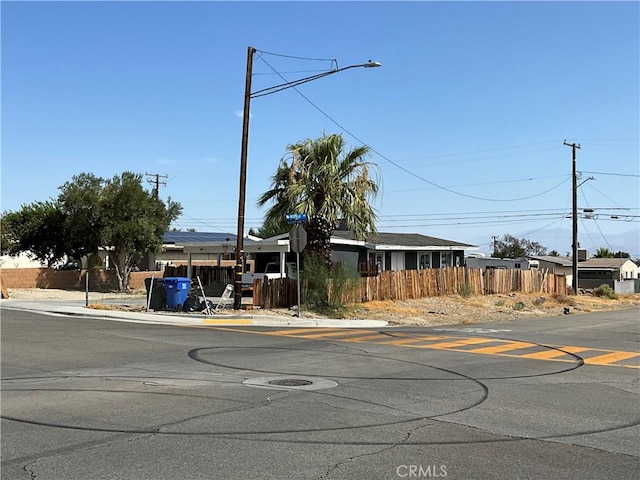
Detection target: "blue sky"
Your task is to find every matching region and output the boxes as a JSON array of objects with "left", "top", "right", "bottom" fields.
[{"left": 2, "top": 1, "right": 639, "bottom": 257}]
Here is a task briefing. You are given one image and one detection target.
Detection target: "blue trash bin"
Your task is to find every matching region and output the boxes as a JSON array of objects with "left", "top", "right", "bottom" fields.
[{"left": 163, "top": 277, "right": 191, "bottom": 310}]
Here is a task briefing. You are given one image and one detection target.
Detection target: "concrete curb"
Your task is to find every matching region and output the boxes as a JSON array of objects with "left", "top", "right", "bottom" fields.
[{"left": 0, "top": 299, "right": 389, "bottom": 328}]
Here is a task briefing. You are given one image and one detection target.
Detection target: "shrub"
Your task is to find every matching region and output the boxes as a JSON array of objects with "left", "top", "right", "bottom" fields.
[
  {"left": 532, "top": 297, "right": 546, "bottom": 307},
  {"left": 302, "top": 254, "right": 360, "bottom": 315},
  {"left": 593, "top": 284, "right": 618, "bottom": 300},
  {"left": 495, "top": 299, "right": 506, "bottom": 307},
  {"left": 551, "top": 293, "right": 575, "bottom": 306},
  {"left": 457, "top": 283, "right": 474, "bottom": 298},
  {"left": 512, "top": 301, "right": 526, "bottom": 311}
]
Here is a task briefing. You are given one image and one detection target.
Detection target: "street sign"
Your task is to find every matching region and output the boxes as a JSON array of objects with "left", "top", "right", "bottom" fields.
[
  {"left": 285, "top": 213, "right": 307, "bottom": 225},
  {"left": 290, "top": 225, "right": 307, "bottom": 253}
]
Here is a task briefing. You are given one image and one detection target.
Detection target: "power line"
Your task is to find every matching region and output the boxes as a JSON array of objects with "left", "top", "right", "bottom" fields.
[
  {"left": 254, "top": 55, "right": 572, "bottom": 203},
  {"left": 581, "top": 171, "right": 640, "bottom": 178}
]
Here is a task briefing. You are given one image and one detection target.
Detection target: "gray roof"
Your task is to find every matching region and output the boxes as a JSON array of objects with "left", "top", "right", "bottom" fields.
[
  {"left": 531, "top": 256, "right": 637, "bottom": 269},
  {"left": 531, "top": 256, "right": 573, "bottom": 267},
  {"left": 163, "top": 230, "right": 476, "bottom": 250},
  {"left": 332, "top": 231, "right": 475, "bottom": 248},
  {"left": 579, "top": 258, "right": 636, "bottom": 269}
]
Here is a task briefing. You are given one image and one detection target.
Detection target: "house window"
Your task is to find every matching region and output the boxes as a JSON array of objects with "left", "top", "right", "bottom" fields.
[
  {"left": 419, "top": 253, "right": 431, "bottom": 269},
  {"left": 441, "top": 252, "right": 452, "bottom": 267},
  {"left": 515, "top": 263, "right": 521, "bottom": 269}
]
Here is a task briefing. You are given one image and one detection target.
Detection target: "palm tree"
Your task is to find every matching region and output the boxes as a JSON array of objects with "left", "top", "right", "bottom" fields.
[
  {"left": 257, "top": 132, "right": 380, "bottom": 266},
  {"left": 594, "top": 247, "right": 614, "bottom": 258}
]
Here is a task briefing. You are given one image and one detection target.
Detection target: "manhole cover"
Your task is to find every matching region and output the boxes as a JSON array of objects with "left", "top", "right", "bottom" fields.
[
  {"left": 268, "top": 379, "right": 313, "bottom": 387},
  {"left": 243, "top": 376, "right": 338, "bottom": 391}
]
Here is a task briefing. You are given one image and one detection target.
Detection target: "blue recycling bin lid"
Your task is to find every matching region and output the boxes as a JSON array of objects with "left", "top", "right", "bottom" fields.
[{"left": 163, "top": 277, "right": 191, "bottom": 287}]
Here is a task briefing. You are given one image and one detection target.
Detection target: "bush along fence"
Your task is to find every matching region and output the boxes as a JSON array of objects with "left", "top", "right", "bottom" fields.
[{"left": 254, "top": 267, "right": 568, "bottom": 308}]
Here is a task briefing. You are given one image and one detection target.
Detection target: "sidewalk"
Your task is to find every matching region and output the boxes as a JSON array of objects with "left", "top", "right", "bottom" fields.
[{"left": 0, "top": 298, "right": 389, "bottom": 328}]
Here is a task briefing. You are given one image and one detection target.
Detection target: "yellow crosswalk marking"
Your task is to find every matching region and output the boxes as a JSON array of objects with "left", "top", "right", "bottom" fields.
[
  {"left": 202, "top": 319, "right": 253, "bottom": 325},
  {"left": 520, "top": 346, "right": 591, "bottom": 360},
  {"left": 348, "top": 334, "right": 393, "bottom": 342},
  {"left": 269, "top": 328, "right": 339, "bottom": 336},
  {"left": 464, "top": 341, "right": 534, "bottom": 355},
  {"left": 291, "top": 330, "right": 378, "bottom": 339},
  {"left": 212, "top": 327, "right": 639, "bottom": 369},
  {"left": 583, "top": 351, "right": 640, "bottom": 366},
  {"left": 422, "top": 337, "right": 499, "bottom": 349},
  {"left": 378, "top": 337, "right": 438, "bottom": 346}
]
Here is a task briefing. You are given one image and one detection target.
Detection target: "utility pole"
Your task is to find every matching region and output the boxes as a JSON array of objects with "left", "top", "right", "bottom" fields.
[
  {"left": 491, "top": 235, "right": 499, "bottom": 256},
  {"left": 234, "top": 46, "right": 255, "bottom": 310},
  {"left": 564, "top": 140, "right": 581, "bottom": 295},
  {"left": 145, "top": 173, "right": 168, "bottom": 198}
]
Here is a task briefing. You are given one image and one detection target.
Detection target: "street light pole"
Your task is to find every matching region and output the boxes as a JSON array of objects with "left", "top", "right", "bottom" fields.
[
  {"left": 233, "top": 46, "right": 381, "bottom": 309},
  {"left": 234, "top": 46, "right": 255, "bottom": 310}
]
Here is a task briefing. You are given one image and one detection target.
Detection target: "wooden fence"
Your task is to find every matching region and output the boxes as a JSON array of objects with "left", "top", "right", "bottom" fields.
[
  {"left": 254, "top": 267, "right": 567, "bottom": 308},
  {"left": 163, "top": 265, "right": 235, "bottom": 296}
]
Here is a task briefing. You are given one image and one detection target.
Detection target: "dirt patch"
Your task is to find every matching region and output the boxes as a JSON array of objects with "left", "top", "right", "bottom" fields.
[
  {"left": 7, "top": 288, "right": 148, "bottom": 301},
  {"left": 341, "top": 292, "right": 640, "bottom": 326}
]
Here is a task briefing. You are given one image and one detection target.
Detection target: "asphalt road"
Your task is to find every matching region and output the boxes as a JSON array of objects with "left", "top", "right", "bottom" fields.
[{"left": 1, "top": 307, "right": 639, "bottom": 480}]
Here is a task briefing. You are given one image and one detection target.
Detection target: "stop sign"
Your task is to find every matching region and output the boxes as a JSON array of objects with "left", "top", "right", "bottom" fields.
[{"left": 290, "top": 225, "right": 307, "bottom": 253}]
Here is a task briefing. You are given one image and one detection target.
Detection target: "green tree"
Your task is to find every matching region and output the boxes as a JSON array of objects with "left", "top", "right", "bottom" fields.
[
  {"left": 58, "top": 173, "right": 105, "bottom": 260},
  {"left": 98, "top": 172, "right": 182, "bottom": 291},
  {"left": 594, "top": 247, "right": 613, "bottom": 258},
  {"left": 548, "top": 250, "right": 560, "bottom": 257},
  {"left": 250, "top": 218, "right": 289, "bottom": 239},
  {"left": 1, "top": 200, "right": 68, "bottom": 267},
  {"left": 593, "top": 247, "right": 629, "bottom": 258},
  {"left": 257, "top": 133, "right": 380, "bottom": 266},
  {"left": 492, "top": 234, "right": 547, "bottom": 258},
  {"left": 3, "top": 171, "right": 182, "bottom": 291}
]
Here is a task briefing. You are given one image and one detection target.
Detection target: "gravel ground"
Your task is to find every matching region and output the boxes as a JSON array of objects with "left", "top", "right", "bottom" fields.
[{"left": 5, "top": 288, "right": 639, "bottom": 327}]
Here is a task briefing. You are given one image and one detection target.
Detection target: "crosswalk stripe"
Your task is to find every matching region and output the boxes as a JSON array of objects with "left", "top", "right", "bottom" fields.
[
  {"left": 213, "top": 327, "right": 639, "bottom": 368},
  {"left": 267, "top": 328, "right": 339, "bottom": 336},
  {"left": 290, "top": 330, "right": 376, "bottom": 339},
  {"left": 520, "top": 346, "right": 591, "bottom": 359},
  {"left": 377, "top": 337, "right": 439, "bottom": 346},
  {"left": 422, "top": 337, "right": 500, "bottom": 349},
  {"left": 463, "top": 341, "right": 534, "bottom": 355},
  {"left": 583, "top": 351, "right": 640, "bottom": 366},
  {"left": 347, "top": 334, "right": 393, "bottom": 342}
]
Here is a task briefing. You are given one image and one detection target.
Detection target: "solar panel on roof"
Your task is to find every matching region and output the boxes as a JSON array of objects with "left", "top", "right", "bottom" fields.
[{"left": 163, "top": 232, "right": 237, "bottom": 244}]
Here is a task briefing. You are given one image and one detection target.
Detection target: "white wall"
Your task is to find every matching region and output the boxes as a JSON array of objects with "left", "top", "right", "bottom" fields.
[{"left": 0, "top": 253, "right": 47, "bottom": 268}]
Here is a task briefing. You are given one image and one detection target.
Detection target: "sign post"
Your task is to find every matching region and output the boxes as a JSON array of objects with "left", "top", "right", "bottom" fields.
[{"left": 286, "top": 214, "right": 307, "bottom": 317}]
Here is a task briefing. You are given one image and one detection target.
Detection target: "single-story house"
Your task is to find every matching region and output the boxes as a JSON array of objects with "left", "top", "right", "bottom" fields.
[
  {"left": 576, "top": 257, "right": 638, "bottom": 290},
  {"left": 329, "top": 231, "right": 478, "bottom": 275},
  {"left": 465, "top": 255, "right": 539, "bottom": 271},
  {"left": 530, "top": 255, "right": 639, "bottom": 292},
  {"left": 157, "top": 231, "right": 289, "bottom": 275},
  {"left": 155, "top": 230, "right": 478, "bottom": 277}
]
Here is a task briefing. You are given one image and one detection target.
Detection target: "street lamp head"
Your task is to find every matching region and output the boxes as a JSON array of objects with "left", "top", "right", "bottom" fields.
[{"left": 364, "top": 61, "right": 382, "bottom": 68}]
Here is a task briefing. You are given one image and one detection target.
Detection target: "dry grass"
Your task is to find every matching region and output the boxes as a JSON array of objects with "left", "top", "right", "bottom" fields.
[
  {"left": 344, "top": 292, "right": 640, "bottom": 326},
  {"left": 87, "top": 303, "right": 147, "bottom": 312}
]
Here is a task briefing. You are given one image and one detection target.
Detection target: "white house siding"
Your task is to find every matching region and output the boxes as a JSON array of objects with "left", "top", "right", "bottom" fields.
[{"left": 620, "top": 260, "right": 639, "bottom": 279}]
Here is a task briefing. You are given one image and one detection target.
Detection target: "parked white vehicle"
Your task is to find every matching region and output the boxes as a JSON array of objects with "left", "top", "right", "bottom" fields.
[{"left": 242, "top": 262, "right": 296, "bottom": 287}]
